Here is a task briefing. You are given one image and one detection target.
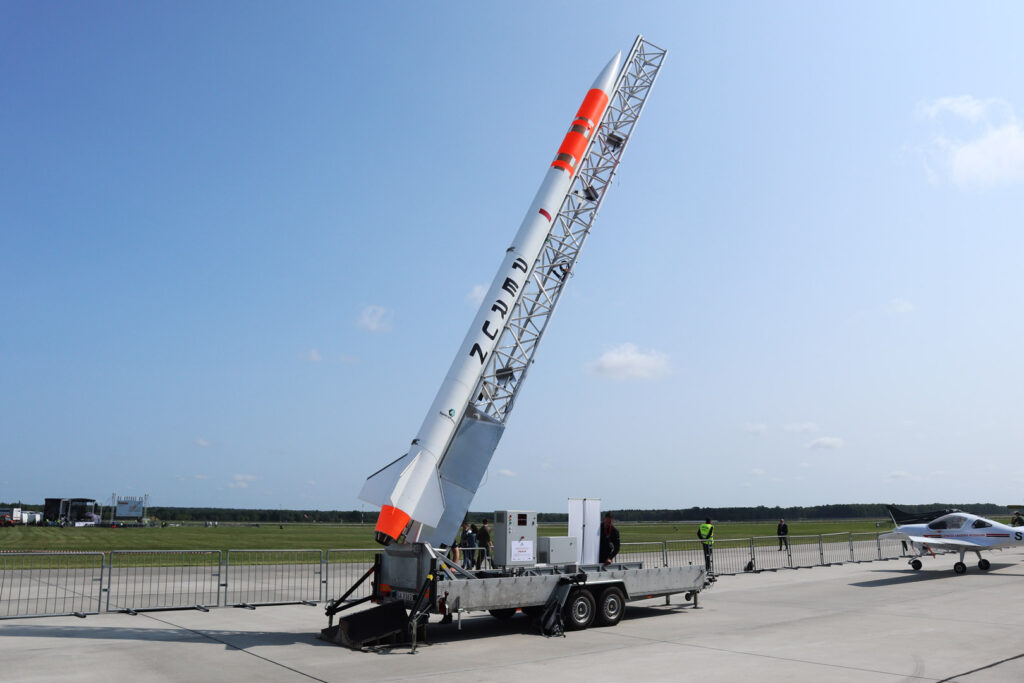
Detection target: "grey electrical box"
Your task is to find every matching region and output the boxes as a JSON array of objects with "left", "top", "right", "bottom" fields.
[
  {"left": 493, "top": 510, "right": 537, "bottom": 567},
  {"left": 538, "top": 536, "right": 577, "bottom": 564}
]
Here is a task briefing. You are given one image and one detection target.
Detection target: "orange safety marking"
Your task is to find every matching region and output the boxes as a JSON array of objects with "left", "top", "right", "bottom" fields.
[
  {"left": 374, "top": 505, "right": 411, "bottom": 542},
  {"left": 549, "top": 88, "right": 611, "bottom": 176}
]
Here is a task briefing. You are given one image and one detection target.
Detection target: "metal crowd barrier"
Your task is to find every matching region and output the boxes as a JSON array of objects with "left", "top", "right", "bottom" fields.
[
  {"left": 0, "top": 552, "right": 104, "bottom": 619},
  {"left": 107, "top": 550, "right": 221, "bottom": 613},
  {"left": 618, "top": 541, "right": 667, "bottom": 567},
  {"left": 851, "top": 533, "right": 881, "bottom": 561},
  {"left": 325, "top": 549, "right": 377, "bottom": 602},
  {"left": 0, "top": 533, "right": 925, "bottom": 620},
  {"left": 224, "top": 549, "right": 323, "bottom": 607}
]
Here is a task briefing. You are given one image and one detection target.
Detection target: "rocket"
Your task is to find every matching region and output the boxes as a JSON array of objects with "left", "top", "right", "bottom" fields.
[{"left": 359, "top": 51, "right": 622, "bottom": 546}]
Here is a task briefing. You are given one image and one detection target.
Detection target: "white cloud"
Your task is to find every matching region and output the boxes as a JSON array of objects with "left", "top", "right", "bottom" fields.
[
  {"left": 356, "top": 305, "right": 392, "bottom": 332},
  {"left": 229, "top": 474, "right": 257, "bottom": 489},
  {"left": 466, "top": 284, "right": 487, "bottom": 306},
  {"left": 742, "top": 422, "right": 768, "bottom": 435},
  {"left": 887, "top": 298, "right": 914, "bottom": 314},
  {"left": 799, "top": 462, "right": 812, "bottom": 469},
  {"left": 750, "top": 468, "right": 766, "bottom": 477},
  {"left": 918, "top": 96, "right": 1024, "bottom": 188},
  {"left": 497, "top": 468, "right": 517, "bottom": 478},
  {"left": 194, "top": 438, "right": 210, "bottom": 448},
  {"left": 784, "top": 422, "right": 818, "bottom": 434},
  {"left": 300, "top": 348, "right": 323, "bottom": 362},
  {"left": 586, "top": 343, "right": 670, "bottom": 380},
  {"left": 194, "top": 474, "right": 209, "bottom": 480},
  {"left": 807, "top": 436, "right": 844, "bottom": 450},
  {"left": 919, "top": 95, "right": 999, "bottom": 123},
  {"left": 540, "top": 462, "right": 554, "bottom": 471}
]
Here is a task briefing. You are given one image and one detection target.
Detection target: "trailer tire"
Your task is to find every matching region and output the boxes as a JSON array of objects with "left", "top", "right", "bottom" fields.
[
  {"left": 489, "top": 608, "right": 517, "bottom": 620},
  {"left": 596, "top": 586, "right": 625, "bottom": 627},
  {"left": 563, "top": 589, "right": 596, "bottom": 631}
]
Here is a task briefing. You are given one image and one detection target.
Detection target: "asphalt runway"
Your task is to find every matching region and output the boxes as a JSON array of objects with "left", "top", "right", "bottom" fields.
[{"left": 2, "top": 549, "right": 1022, "bottom": 682}]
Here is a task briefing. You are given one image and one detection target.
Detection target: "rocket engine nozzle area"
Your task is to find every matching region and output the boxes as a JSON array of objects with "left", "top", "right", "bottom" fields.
[{"left": 373, "top": 505, "right": 411, "bottom": 546}]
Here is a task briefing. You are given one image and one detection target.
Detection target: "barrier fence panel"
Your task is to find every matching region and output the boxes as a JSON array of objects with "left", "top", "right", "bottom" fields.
[
  {"left": 0, "top": 552, "right": 104, "bottom": 619},
  {"left": 707, "top": 538, "right": 754, "bottom": 575},
  {"left": 752, "top": 535, "right": 791, "bottom": 571},
  {"left": 879, "top": 534, "right": 909, "bottom": 559},
  {"left": 107, "top": 550, "right": 221, "bottom": 612},
  {"left": 326, "top": 549, "right": 378, "bottom": 602},
  {"left": 665, "top": 540, "right": 705, "bottom": 569},
  {"left": 617, "top": 542, "right": 666, "bottom": 567},
  {"left": 787, "top": 535, "right": 823, "bottom": 568},
  {"left": 821, "top": 533, "right": 851, "bottom": 564},
  {"left": 224, "top": 550, "right": 323, "bottom": 607},
  {"left": 851, "top": 533, "right": 881, "bottom": 562}
]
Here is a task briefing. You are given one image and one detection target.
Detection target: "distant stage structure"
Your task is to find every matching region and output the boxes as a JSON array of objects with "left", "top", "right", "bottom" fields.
[{"left": 360, "top": 36, "right": 667, "bottom": 548}]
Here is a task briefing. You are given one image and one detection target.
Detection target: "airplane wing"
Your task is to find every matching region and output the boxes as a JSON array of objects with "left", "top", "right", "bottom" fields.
[{"left": 903, "top": 535, "right": 984, "bottom": 551}]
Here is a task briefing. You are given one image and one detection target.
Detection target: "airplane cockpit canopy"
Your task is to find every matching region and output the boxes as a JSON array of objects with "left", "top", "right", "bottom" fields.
[
  {"left": 972, "top": 518, "right": 993, "bottom": 528},
  {"left": 928, "top": 514, "right": 968, "bottom": 530}
]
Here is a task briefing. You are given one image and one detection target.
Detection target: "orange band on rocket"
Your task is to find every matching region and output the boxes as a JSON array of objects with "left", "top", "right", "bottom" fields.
[{"left": 551, "top": 88, "right": 610, "bottom": 175}]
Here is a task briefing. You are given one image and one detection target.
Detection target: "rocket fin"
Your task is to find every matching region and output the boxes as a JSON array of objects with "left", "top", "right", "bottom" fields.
[
  {"left": 417, "top": 406, "right": 505, "bottom": 546},
  {"left": 358, "top": 452, "right": 413, "bottom": 508},
  {"left": 407, "top": 462, "right": 446, "bottom": 528}
]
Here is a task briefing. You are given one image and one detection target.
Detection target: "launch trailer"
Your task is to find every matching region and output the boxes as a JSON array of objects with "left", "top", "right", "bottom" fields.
[{"left": 321, "top": 542, "right": 708, "bottom": 650}]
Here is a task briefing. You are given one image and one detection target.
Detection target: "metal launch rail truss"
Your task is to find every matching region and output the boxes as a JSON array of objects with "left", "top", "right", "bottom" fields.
[{"left": 471, "top": 35, "right": 667, "bottom": 423}]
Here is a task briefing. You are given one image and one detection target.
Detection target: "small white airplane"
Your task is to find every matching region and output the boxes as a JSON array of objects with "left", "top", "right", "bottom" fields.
[{"left": 881, "top": 505, "right": 1024, "bottom": 575}]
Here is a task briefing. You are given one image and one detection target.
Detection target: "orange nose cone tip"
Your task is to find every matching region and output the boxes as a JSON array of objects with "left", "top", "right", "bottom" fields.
[{"left": 374, "top": 505, "right": 411, "bottom": 545}]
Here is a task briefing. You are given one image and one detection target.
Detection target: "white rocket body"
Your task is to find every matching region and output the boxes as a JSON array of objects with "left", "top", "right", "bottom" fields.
[{"left": 360, "top": 52, "right": 621, "bottom": 546}]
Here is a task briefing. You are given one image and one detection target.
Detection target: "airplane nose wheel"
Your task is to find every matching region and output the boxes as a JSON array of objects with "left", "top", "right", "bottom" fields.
[
  {"left": 910, "top": 559, "right": 922, "bottom": 571},
  {"left": 978, "top": 559, "right": 991, "bottom": 571},
  {"left": 953, "top": 562, "right": 967, "bottom": 575}
]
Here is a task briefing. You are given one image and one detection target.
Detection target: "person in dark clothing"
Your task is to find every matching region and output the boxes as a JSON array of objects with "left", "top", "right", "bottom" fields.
[
  {"left": 461, "top": 523, "right": 478, "bottom": 568},
  {"left": 777, "top": 518, "right": 789, "bottom": 550},
  {"left": 698, "top": 518, "right": 714, "bottom": 572},
  {"left": 599, "top": 512, "right": 620, "bottom": 564},
  {"left": 477, "top": 519, "right": 492, "bottom": 569}
]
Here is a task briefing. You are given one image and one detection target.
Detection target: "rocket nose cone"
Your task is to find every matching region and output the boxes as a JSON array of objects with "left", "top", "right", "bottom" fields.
[{"left": 591, "top": 51, "right": 622, "bottom": 95}]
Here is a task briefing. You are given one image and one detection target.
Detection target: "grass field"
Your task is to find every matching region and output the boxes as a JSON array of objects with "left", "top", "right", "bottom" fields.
[{"left": 0, "top": 518, "right": 940, "bottom": 555}]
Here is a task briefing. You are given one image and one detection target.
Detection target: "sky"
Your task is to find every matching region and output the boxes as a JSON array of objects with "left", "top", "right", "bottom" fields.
[{"left": 2, "top": 2, "right": 1024, "bottom": 513}]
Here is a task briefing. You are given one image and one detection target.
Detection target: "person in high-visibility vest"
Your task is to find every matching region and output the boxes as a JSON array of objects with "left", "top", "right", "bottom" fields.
[{"left": 697, "top": 517, "right": 714, "bottom": 572}]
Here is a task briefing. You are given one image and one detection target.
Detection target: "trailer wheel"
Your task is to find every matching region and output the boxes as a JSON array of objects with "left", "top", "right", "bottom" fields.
[
  {"left": 489, "top": 608, "right": 517, "bottom": 620},
  {"left": 563, "top": 589, "right": 596, "bottom": 631},
  {"left": 596, "top": 586, "right": 625, "bottom": 627}
]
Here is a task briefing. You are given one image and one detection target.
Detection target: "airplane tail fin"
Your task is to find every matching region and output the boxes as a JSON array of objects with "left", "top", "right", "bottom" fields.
[
  {"left": 887, "top": 505, "right": 911, "bottom": 525},
  {"left": 886, "top": 504, "right": 961, "bottom": 526}
]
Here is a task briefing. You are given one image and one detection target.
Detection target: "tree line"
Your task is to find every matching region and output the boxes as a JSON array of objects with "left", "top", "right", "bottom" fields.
[{"left": 2, "top": 502, "right": 1010, "bottom": 524}]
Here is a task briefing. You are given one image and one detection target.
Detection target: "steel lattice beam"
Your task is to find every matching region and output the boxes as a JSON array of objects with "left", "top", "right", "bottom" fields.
[{"left": 470, "top": 36, "right": 667, "bottom": 423}]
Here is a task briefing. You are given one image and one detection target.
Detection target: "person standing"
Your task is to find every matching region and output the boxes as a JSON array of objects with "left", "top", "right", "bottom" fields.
[
  {"left": 698, "top": 517, "right": 714, "bottom": 572},
  {"left": 1011, "top": 511, "right": 1024, "bottom": 527},
  {"left": 460, "top": 523, "right": 477, "bottom": 569},
  {"left": 477, "top": 519, "right": 492, "bottom": 569},
  {"left": 599, "top": 512, "right": 620, "bottom": 564},
  {"left": 777, "top": 518, "right": 790, "bottom": 551}
]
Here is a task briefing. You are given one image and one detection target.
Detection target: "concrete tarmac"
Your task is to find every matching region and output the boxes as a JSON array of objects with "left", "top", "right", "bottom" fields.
[{"left": 3, "top": 550, "right": 1023, "bottom": 682}]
